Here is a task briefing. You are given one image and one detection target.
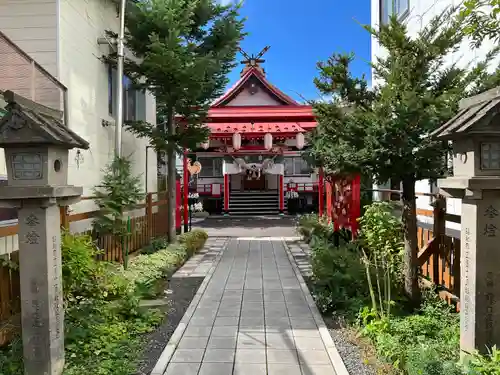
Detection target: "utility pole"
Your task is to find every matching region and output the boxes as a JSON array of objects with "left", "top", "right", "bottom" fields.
[{"left": 115, "top": 0, "right": 127, "bottom": 157}]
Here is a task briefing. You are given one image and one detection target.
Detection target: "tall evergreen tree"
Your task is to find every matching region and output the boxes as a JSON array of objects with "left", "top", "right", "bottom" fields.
[
  {"left": 105, "top": 0, "right": 245, "bottom": 242},
  {"left": 309, "top": 8, "right": 500, "bottom": 303}
]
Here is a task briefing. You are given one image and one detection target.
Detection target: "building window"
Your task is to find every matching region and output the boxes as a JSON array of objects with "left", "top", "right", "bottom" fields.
[
  {"left": 198, "top": 157, "right": 223, "bottom": 177},
  {"left": 108, "top": 66, "right": 146, "bottom": 122},
  {"left": 380, "top": 0, "right": 409, "bottom": 25},
  {"left": 284, "top": 157, "right": 312, "bottom": 176}
]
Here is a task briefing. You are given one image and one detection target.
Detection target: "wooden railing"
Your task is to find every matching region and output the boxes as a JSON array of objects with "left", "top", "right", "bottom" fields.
[
  {"left": 370, "top": 189, "right": 461, "bottom": 308},
  {"left": 0, "top": 191, "right": 170, "bottom": 346},
  {"left": 416, "top": 199, "right": 461, "bottom": 308}
]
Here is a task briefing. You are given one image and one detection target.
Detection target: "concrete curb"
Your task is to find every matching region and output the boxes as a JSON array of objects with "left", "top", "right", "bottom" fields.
[
  {"left": 281, "top": 238, "right": 351, "bottom": 375},
  {"left": 150, "top": 238, "right": 229, "bottom": 375}
]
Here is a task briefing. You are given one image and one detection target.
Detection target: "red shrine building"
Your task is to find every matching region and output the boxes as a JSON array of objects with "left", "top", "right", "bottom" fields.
[{"left": 188, "top": 48, "right": 322, "bottom": 216}]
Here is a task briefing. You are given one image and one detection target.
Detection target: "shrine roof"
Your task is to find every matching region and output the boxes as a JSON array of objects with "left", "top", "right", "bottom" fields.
[
  {"left": 207, "top": 122, "right": 314, "bottom": 135},
  {"left": 211, "top": 66, "right": 299, "bottom": 107}
]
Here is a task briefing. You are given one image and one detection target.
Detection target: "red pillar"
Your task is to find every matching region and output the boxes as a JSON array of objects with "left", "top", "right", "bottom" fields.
[
  {"left": 223, "top": 174, "right": 229, "bottom": 215},
  {"left": 176, "top": 179, "right": 181, "bottom": 234},
  {"left": 318, "top": 167, "right": 324, "bottom": 217},
  {"left": 331, "top": 176, "right": 339, "bottom": 231},
  {"left": 183, "top": 151, "right": 189, "bottom": 232},
  {"left": 351, "top": 174, "right": 361, "bottom": 238},
  {"left": 326, "top": 181, "right": 332, "bottom": 223},
  {"left": 279, "top": 174, "right": 284, "bottom": 214}
]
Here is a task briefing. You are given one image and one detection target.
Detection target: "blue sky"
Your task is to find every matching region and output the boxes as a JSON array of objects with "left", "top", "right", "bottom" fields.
[{"left": 224, "top": 0, "right": 372, "bottom": 102}]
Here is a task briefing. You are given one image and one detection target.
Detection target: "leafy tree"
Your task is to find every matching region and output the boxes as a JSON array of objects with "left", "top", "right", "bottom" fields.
[
  {"left": 105, "top": 0, "right": 245, "bottom": 242},
  {"left": 309, "top": 8, "right": 500, "bottom": 303},
  {"left": 460, "top": 0, "right": 500, "bottom": 47},
  {"left": 93, "top": 155, "right": 143, "bottom": 268}
]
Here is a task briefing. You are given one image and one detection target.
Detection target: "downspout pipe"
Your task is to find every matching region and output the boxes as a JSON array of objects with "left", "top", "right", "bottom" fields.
[{"left": 115, "top": 0, "right": 127, "bottom": 157}]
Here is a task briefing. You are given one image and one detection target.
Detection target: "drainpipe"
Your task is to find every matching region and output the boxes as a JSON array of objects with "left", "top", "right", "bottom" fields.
[{"left": 115, "top": 0, "right": 126, "bottom": 157}]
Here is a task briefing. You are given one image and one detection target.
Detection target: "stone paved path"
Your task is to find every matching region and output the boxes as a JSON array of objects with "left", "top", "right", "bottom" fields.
[{"left": 154, "top": 237, "right": 346, "bottom": 375}]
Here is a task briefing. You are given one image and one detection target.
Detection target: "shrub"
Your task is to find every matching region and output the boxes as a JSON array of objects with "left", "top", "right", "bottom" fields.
[
  {"left": 141, "top": 236, "right": 169, "bottom": 255},
  {"left": 406, "top": 345, "right": 462, "bottom": 375},
  {"left": 296, "top": 213, "right": 335, "bottom": 244},
  {"left": 0, "top": 231, "right": 193, "bottom": 375},
  {"left": 179, "top": 229, "right": 208, "bottom": 256},
  {"left": 465, "top": 346, "right": 500, "bottom": 375},
  {"left": 360, "top": 293, "right": 460, "bottom": 371},
  {"left": 123, "top": 244, "right": 187, "bottom": 288},
  {"left": 357, "top": 202, "right": 404, "bottom": 318},
  {"left": 310, "top": 236, "right": 368, "bottom": 316}
]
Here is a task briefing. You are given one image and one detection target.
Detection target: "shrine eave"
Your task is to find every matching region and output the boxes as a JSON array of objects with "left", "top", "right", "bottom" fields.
[
  {"left": 206, "top": 122, "right": 316, "bottom": 136},
  {"left": 207, "top": 106, "right": 316, "bottom": 122}
]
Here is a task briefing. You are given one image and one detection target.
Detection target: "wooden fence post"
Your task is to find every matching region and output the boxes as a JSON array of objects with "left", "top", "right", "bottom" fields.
[
  {"left": 146, "top": 192, "right": 153, "bottom": 239},
  {"left": 432, "top": 195, "right": 446, "bottom": 286},
  {"left": 59, "top": 206, "right": 69, "bottom": 230}
]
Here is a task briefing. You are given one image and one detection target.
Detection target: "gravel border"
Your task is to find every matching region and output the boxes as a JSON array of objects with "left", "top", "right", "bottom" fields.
[
  {"left": 135, "top": 276, "right": 204, "bottom": 375},
  {"left": 135, "top": 238, "right": 228, "bottom": 375},
  {"left": 286, "top": 239, "right": 378, "bottom": 375},
  {"left": 321, "top": 305, "right": 377, "bottom": 375}
]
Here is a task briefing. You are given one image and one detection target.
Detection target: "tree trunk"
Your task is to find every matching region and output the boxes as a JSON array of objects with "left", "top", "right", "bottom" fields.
[
  {"left": 401, "top": 175, "right": 420, "bottom": 305},
  {"left": 166, "top": 110, "right": 177, "bottom": 243}
]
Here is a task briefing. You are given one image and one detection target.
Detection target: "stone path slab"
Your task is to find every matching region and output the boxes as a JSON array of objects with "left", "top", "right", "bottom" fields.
[
  {"left": 173, "top": 237, "right": 228, "bottom": 278},
  {"left": 153, "top": 237, "right": 347, "bottom": 375}
]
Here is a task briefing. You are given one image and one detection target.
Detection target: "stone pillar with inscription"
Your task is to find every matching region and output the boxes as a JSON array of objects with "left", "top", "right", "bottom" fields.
[
  {"left": 432, "top": 87, "right": 500, "bottom": 355},
  {"left": 0, "top": 91, "right": 89, "bottom": 375}
]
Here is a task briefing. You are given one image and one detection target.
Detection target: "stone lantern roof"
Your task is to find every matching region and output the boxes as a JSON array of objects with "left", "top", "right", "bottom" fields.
[
  {"left": 0, "top": 90, "right": 89, "bottom": 149},
  {"left": 432, "top": 86, "right": 500, "bottom": 140}
]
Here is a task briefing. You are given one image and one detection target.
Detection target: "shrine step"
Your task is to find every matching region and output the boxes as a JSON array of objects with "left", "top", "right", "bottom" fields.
[{"left": 229, "top": 191, "right": 282, "bottom": 215}]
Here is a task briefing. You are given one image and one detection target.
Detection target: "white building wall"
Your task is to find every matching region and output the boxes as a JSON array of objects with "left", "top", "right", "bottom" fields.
[
  {"left": 0, "top": 0, "right": 158, "bottom": 249},
  {"left": 0, "top": 0, "right": 59, "bottom": 76},
  {"left": 371, "top": 0, "right": 498, "bottom": 230},
  {"left": 0, "top": 0, "right": 59, "bottom": 178},
  {"left": 58, "top": 0, "right": 157, "bottom": 219}
]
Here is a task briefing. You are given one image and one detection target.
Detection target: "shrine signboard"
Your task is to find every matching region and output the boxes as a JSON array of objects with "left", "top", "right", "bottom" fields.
[{"left": 327, "top": 174, "right": 361, "bottom": 237}]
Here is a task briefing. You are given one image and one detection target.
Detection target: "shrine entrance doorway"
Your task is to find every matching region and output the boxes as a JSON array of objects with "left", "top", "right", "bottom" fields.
[{"left": 242, "top": 175, "right": 266, "bottom": 191}]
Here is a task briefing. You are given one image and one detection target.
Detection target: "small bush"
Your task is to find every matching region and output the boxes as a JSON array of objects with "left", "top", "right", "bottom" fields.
[
  {"left": 179, "top": 229, "right": 208, "bottom": 256},
  {"left": 123, "top": 244, "right": 187, "bottom": 289},
  {"left": 310, "top": 236, "right": 368, "bottom": 316},
  {"left": 465, "top": 346, "right": 500, "bottom": 375},
  {"left": 360, "top": 294, "right": 460, "bottom": 370},
  {"left": 296, "top": 213, "right": 335, "bottom": 244},
  {"left": 141, "top": 236, "right": 169, "bottom": 255},
  {"left": 406, "top": 345, "right": 462, "bottom": 375}
]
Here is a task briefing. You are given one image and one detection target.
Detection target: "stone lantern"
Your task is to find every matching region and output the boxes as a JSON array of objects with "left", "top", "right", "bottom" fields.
[
  {"left": 432, "top": 86, "right": 500, "bottom": 355},
  {"left": 0, "top": 91, "right": 89, "bottom": 375}
]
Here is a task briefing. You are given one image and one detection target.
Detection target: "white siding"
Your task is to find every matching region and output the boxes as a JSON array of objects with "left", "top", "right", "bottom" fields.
[
  {"left": 58, "top": 0, "right": 157, "bottom": 217},
  {"left": 0, "top": 0, "right": 59, "bottom": 178},
  {"left": 0, "top": 0, "right": 58, "bottom": 76}
]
